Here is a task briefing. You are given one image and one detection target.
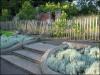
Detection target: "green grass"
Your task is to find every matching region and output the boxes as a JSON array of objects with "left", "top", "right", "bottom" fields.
[{"left": 0, "top": 30, "right": 14, "bottom": 37}]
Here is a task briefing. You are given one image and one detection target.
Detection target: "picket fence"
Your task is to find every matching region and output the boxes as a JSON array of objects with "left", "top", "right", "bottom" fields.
[{"left": 0, "top": 15, "right": 99, "bottom": 41}]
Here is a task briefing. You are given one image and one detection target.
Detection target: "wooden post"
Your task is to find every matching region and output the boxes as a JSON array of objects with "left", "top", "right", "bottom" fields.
[
  {"left": 95, "top": 16, "right": 98, "bottom": 40},
  {"left": 97, "top": 16, "right": 99, "bottom": 41}
]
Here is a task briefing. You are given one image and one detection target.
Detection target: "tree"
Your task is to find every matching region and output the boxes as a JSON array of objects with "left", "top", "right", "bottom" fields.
[
  {"left": 0, "top": 0, "right": 9, "bottom": 16},
  {"left": 73, "top": 0, "right": 98, "bottom": 14},
  {"left": 0, "top": 0, "right": 2, "bottom": 16},
  {"left": 8, "top": 0, "right": 23, "bottom": 16},
  {"left": 17, "top": 1, "right": 37, "bottom": 20},
  {"left": 97, "top": 0, "right": 100, "bottom": 7}
]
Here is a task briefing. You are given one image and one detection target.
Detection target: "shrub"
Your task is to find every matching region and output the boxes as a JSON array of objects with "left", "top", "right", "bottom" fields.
[
  {"left": 39, "top": 2, "right": 78, "bottom": 18},
  {"left": 17, "top": 1, "right": 37, "bottom": 20},
  {"left": 50, "top": 11, "right": 68, "bottom": 37},
  {"left": 39, "top": 2, "right": 61, "bottom": 13},
  {"left": 61, "top": 2, "right": 79, "bottom": 17}
]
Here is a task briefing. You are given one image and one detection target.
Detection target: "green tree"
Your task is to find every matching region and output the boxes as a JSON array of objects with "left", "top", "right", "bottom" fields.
[
  {"left": 8, "top": 0, "right": 21, "bottom": 16},
  {"left": 17, "top": 1, "right": 37, "bottom": 20},
  {"left": 75, "top": 0, "right": 98, "bottom": 14},
  {"left": 0, "top": 0, "right": 9, "bottom": 16},
  {"left": 0, "top": 0, "right": 28, "bottom": 16},
  {"left": 0, "top": 0, "right": 2, "bottom": 16},
  {"left": 61, "top": 2, "right": 78, "bottom": 17},
  {"left": 97, "top": 0, "right": 100, "bottom": 7}
]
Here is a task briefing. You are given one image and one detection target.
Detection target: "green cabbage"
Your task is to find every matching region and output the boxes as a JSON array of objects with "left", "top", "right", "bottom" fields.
[
  {"left": 58, "top": 59, "right": 66, "bottom": 74},
  {"left": 47, "top": 46, "right": 100, "bottom": 75},
  {"left": 65, "top": 61, "right": 85, "bottom": 74},
  {"left": 88, "top": 47, "right": 100, "bottom": 60},
  {"left": 84, "top": 47, "right": 100, "bottom": 60},
  {"left": 85, "top": 61, "right": 100, "bottom": 75},
  {"left": 56, "top": 49, "right": 81, "bottom": 62},
  {"left": 0, "top": 35, "right": 33, "bottom": 49},
  {"left": 47, "top": 55, "right": 61, "bottom": 72}
]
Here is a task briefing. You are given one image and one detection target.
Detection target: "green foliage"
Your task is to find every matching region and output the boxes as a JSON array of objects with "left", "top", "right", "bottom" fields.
[
  {"left": 0, "top": 30, "right": 14, "bottom": 37},
  {"left": 0, "top": 0, "right": 99, "bottom": 20},
  {"left": 51, "top": 11, "right": 68, "bottom": 37},
  {"left": 0, "top": 9, "right": 11, "bottom": 21},
  {"left": 39, "top": 2, "right": 61, "bottom": 12},
  {"left": 77, "top": 0, "right": 98, "bottom": 15},
  {"left": 61, "top": 3, "right": 79, "bottom": 17},
  {"left": 0, "top": 0, "right": 9, "bottom": 9},
  {"left": 2, "top": 9, "right": 9, "bottom": 16},
  {"left": 71, "top": 23, "right": 84, "bottom": 38},
  {"left": 39, "top": 2, "right": 78, "bottom": 18},
  {"left": 80, "top": 6, "right": 97, "bottom": 15},
  {"left": 97, "top": 0, "right": 100, "bottom": 7},
  {"left": 17, "top": 1, "right": 37, "bottom": 20},
  {"left": 8, "top": 0, "right": 24, "bottom": 16}
]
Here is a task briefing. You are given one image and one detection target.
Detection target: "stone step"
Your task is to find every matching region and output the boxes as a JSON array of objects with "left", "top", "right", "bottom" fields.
[
  {"left": 1, "top": 55, "right": 41, "bottom": 74},
  {"left": 13, "top": 50, "right": 43, "bottom": 64},
  {"left": 24, "top": 42, "right": 57, "bottom": 53}
]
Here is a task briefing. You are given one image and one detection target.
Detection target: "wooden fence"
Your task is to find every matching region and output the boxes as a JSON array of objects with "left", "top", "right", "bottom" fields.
[{"left": 0, "top": 15, "right": 99, "bottom": 41}]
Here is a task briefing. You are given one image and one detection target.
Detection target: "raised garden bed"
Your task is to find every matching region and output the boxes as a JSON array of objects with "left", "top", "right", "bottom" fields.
[
  {"left": 41, "top": 42, "right": 100, "bottom": 75},
  {"left": 0, "top": 34, "right": 38, "bottom": 54}
]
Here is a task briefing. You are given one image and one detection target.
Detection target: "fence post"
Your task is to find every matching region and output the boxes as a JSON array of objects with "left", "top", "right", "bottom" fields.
[
  {"left": 89, "top": 16, "right": 91, "bottom": 40},
  {"left": 97, "top": 16, "right": 99, "bottom": 41},
  {"left": 95, "top": 17, "right": 98, "bottom": 40},
  {"left": 84, "top": 18, "right": 86, "bottom": 40},
  {"left": 92, "top": 16, "right": 94, "bottom": 40}
]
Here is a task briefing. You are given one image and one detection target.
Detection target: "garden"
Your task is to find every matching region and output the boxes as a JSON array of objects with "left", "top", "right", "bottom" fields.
[
  {"left": 42, "top": 43, "right": 100, "bottom": 75},
  {"left": 0, "top": 0, "right": 100, "bottom": 75},
  {"left": 0, "top": 30, "right": 34, "bottom": 49}
]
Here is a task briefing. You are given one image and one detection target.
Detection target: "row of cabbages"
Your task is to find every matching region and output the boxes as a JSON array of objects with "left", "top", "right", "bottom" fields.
[
  {"left": 0, "top": 35, "right": 33, "bottom": 49},
  {"left": 47, "top": 45, "right": 100, "bottom": 75}
]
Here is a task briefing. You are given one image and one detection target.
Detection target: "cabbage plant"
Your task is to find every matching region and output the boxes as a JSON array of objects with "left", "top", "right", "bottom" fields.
[
  {"left": 85, "top": 61, "right": 100, "bottom": 75},
  {"left": 0, "top": 35, "right": 33, "bottom": 49},
  {"left": 46, "top": 46, "right": 100, "bottom": 75}
]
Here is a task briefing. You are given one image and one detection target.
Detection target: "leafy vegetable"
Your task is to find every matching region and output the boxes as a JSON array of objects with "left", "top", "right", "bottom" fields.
[
  {"left": 46, "top": 46, "right": 100, "bottom": 75},
  {"left": 85, "top": 61, "right": 100, "bottom": 75},
  {"left": 0, "top": 30, "right": 14, "bottom": 37},
  {"left": 0, "top": 35, "right": 33, "bottom": 49}
]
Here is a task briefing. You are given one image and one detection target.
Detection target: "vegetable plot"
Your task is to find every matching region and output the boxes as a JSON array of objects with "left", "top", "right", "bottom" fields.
[{"left": 46, "top": 45, "right": 100, "bottom": 75}]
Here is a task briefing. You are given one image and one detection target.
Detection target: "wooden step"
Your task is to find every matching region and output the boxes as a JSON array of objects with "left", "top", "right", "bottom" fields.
[
  {"left": 24, "top": 42, "right": 57, "bottom": 53},
  {"left": 1, "top": 55, "right": 41, "bottom": 74},
  {"left": 13, "top": 50, "right": 43, "bottom": 64}
]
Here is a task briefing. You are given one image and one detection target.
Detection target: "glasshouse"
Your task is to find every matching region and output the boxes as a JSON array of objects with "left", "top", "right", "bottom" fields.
[{"left": 0, "top": 0, "right": 100, "bottom": 75}]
